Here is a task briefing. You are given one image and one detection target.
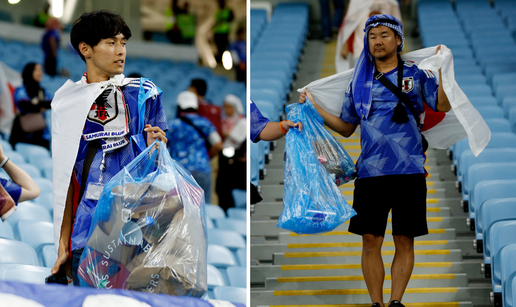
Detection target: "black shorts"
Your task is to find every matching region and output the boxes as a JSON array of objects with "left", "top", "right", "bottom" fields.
[{"left": 348, "top": 173, "right": 428, "bottom": 237}]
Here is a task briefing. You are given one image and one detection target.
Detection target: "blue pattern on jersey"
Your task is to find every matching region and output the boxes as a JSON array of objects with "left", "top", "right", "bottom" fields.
[
  {"left": 250, "top": 101, "right": 270, "bottom": 143},
  {"left": 0, "top": 178, "right": 21, "bottom": 204},
  {"left": 71, "top": 79, "right": 168, "bottom": 251},
  {"left": 340, "top": 62, "right": 439, "bottom": 179},
  {"left": 167, "top": 113, "right": 216, "bottom": 174}
]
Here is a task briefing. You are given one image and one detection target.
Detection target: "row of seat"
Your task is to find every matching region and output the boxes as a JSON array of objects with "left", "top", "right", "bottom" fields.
[{"left": 418, "top": 1, "right": 516, "bottom": 306}]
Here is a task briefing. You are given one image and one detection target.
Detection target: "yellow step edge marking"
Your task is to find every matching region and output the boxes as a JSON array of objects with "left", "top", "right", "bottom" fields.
[
  {"left": 427, "top": 207, "right": 441, "bottom": 212},
  {"left": 428, "top": 189, "right": 436, "bottom": 194},
  {"left": 283, "top": 249, "right": 450, "bottom": 258},
  {"left": 277, "top": 274, "right": 455, "bottom": 283},
  {"left": 287, "top": 240, "right": 448, "bottom": 249},
  {"left": 427, "top": 181, "right": 434, "bottom": 186},
  {"left": 289, "top": 228, "right": 446, "bottom": 237},
  {"left": 425, "top": 166, "right": 431, "bottom": 170},
  {"left": 280, "top": 262, "right": 453, "bottom": 271},
  {"left": 343, "top": 145, "right": 361, "bottom": 150},
  {"left": 273, "top": 287, "right": 457, "bottom": 296},
  {"left": 269, "top": 303, "right": 460, "bottom": 307},
  {"left": 428, "top": 198, "right": 439, "bottom": 203}
]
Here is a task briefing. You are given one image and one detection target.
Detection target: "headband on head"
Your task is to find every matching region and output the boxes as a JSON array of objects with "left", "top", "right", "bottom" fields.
[{"left": 351, "top": 14, "right": 404, "bottom": 121}]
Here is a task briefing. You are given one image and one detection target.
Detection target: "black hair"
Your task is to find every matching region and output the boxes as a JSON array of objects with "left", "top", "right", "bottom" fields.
[
  {"left": 22, "top": 62, "right": 41, "bottom": 98},
  {"left": 190, "top": 79, "right": 207, "bottom": 96},
  {"left": 70, "top": 10, "right": 132, "bottom": 62}
]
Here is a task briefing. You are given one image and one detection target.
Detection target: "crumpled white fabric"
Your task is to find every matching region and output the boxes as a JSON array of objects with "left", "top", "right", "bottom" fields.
[
  {"left": 51, "top": 74, "right": 135, "bottom": 256},
  {"left": 335, "top": 0, "right": 401, "bottom": 73},
  {"left": 0, "top": 293, "right": 45, "bottom": 307},
  {"left": 299, "top": 45, "right": 491, "bottom": 157}
]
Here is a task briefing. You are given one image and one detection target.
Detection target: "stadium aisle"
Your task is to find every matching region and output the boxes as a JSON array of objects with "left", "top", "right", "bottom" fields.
[{"left": 250, "top": 34, "right": 492, "bottom": 306}]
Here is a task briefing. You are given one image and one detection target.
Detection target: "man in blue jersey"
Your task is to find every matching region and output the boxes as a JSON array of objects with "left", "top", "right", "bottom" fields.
[
  {"left": 167, "top": 91, "right": 223, "bottom": 204},
  {"left": 300, "top": 15, "right": 450, "bottom": 307},
  {"left": 50, "top": 11, "right": 168, "bottom": 285}
]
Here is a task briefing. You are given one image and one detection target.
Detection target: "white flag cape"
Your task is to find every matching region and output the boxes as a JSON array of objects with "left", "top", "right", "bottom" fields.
[
  {"left": 51, "top": 74, "right": 133, "bottom": 255},
  {"left": 335, "top": 0, "right": 401, "bottom": 73},
  {"left": 299, "top": 45, "right": 491, "bottom": 157},
  {"left": 0, "top": 62, "right": 22, "bottom": 136}
]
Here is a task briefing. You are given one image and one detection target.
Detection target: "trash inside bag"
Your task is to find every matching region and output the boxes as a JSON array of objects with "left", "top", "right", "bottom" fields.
[
  {"left": 279, "top": 99, "right": 356, "bottom": 235},
  {"left": 78, "top": 140, "right": 207, "bottom": 297}
]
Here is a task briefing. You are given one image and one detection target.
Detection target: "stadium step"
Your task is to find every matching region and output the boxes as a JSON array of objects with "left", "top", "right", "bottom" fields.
[
  {"left": 251, "top": 240, "right": 475, "bottom": 261},
  {"left": 256, "top": 303, "right": 474, "bottom": 307}
]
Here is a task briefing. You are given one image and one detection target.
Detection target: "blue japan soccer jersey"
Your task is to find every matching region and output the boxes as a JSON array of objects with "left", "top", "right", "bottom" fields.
[
  {"left": 70, "top": 79, "right": 168, "bottom": 251},
  {"left": 340, "top": 62, "right": 439, "bottom": 179}
]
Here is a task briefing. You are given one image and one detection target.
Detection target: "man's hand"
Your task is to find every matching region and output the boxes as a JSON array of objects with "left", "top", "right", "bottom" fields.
[
  {"left": 299, "top": 89, "right": 315, "bottom": 104},
  {"left": 144, "top": 124, "right": 167, "bottom": 146},
  {"left": 51, "top": 250, "right": 73, "bottom": 283},
  {"left": 281, "top": 120, "right": 303, "bottom": 132}
]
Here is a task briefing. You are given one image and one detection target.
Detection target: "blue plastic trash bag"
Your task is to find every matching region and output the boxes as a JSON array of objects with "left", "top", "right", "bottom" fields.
[
  {"left": 78, "top": 140, "right": 207, "bottom": 297},
  {"left": 278, "top": 99, "right": 356, "bottom": 235}
]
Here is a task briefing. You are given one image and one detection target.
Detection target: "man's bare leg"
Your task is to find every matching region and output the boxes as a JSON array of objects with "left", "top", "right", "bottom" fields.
[
  {"left": 362, "top": 234, "right": 385, "bottom": 306},
  {"left": 389, "top": 234, "right": 415, "bottom": 305}
]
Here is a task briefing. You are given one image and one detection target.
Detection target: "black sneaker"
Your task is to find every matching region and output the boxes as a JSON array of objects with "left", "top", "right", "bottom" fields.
[
  {"left": 371, "top": 304, "right": 382, "bottom": 307},
  {"left": 389, "top": 301, "right": 405, "bottom": 307}
]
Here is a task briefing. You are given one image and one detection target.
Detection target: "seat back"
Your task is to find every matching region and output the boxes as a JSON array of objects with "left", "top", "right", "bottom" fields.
[
  {"left": 208, "top": 229, "right": 246, "bottom": 250},
  {"left": 213, "top": 286, "right": 247, "bottom": 304},
  {"left": 227, "top": 266, "right": 246, "bottom": 288},
  {"left": 0, "top": 238, "right": 39, "bottom": 266},
  {"left": 207, "top": 244, "right": 237, "bottom": 268},
  {"left": 0, "top": 263, "right": 51, "bottom": 284},
  {"left": 0, "top": 221, "right": 14, "bottom": 240},
  {"left": 482, "top": 198, "right": 516, "bottom": 261},
  {"left": 490, "top": 221, "right": 516, "bottom": 288},
  {"left": 214, "top": 218, "right": 246, "bottom": 236},
  {"left": 228, "top": 207, "right": 246, "bottom": 220},
  {"left": 207, "top": 264, "right": 225, "bottom": 289},
  {"left": 205, "top": 204, "right": 226, "bottom": 220},
  {"left": 16, "top": 220, "right": 54, "bottom": 254}
]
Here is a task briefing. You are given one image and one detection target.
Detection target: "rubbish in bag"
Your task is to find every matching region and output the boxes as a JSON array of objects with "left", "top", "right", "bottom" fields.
[
  {"left": 77, "top": 140, "right": 207, "bottom": 297},
  {"left": 279, "top": 99, "right": 356, "bottom": 235}
]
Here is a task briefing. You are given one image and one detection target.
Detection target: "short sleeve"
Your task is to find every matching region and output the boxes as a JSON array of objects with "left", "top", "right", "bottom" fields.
[
  {"left": 339, "top": 82, "right": 361, "bottom": 125},
  {"left": 250, "top": 101, "right": 270, "bottom": 143},
  {"left": 420, "top": 68, "right": 439, "bottom": 112},
  {"left": 144, "top": 87, "right": 168, "bottom": 133},
  {"left": 0, "top": 178, "right": 22, "bottom": 204}
]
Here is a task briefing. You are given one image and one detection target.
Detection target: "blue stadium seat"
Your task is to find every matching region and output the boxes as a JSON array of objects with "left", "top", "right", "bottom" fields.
[
  {"left": 228, "top": 207, "right": 246, "bottom": 220},
  {"left": 490, "top": 221, "right": 516, "bottom": 300},
  {"left": 481, "top": 198, "right": 516, "bottom": 263},
  {"left": 236, "top": 248, "right": 245, "bottom": 267},
  {"left": 205, "top": 204, "right": 226, "bottom": 220},
  {"left": 213, "top": 286, "right": 246, "bottom": 304},
  {"left": 485, "top": 118, "right": 511, "bottom": 132},
  {"left": 40, "top": 244, "right": 56, "bottom": 268},
  {"left": 16, "top": 220, "right": 54, "bottom": 265},
  {"left": 457, "top": 145, "right": 516, "bottom": 186},
  {"left": 205, "top": 216, "right": 215, "bottom": 229},
  {"left": 0, "top": 221, "right": 14, "bottom": 240},
  {"left": 473, "top": 180, "right": 516, "bottom": 243},
  {"left": 207, "top": 244, "right": 238, "bottom": 268},
  {"left": 503, "top": 97, "right": 516, "bottom": 117},
  {"left": 207, "top": 263, "right": 225, "bottom": 290},
  {"left": 475, "top": 106, "right": 504, "bottom": 119},
  {"left": 7, "top": 152, "right": 25, "bottom": 165},
  {"left": 34, "top": 192, "right": 53, "bottom": 215},
  {"left": 33, "top": 178, "right": 52, "bottom": 194},
  {"left": 468, "top": 96, "right": 497, "bottom": 107},
  {"left": 463, "top": 162, "right": 516, "bottom": 207},
  {"left": 7, "top": 202, "right": 52, "bottom": 232},
  {"left": 208, "top": 229, "right": 245, "bottom": 251},
  {"left": 0, "top": 139, "right": 12, "bottom": 152},
  {"left": 495, "top": 85, "right": 516, "bottom": 105},
  {"left": 231, "top": 189, "right": 246, "bottom": 209},
  {"left": 16, "top": 163, "right": 41, "bottom": 179},
  {"left": 0, "top": 238, "right": 39, "bottom": 266},
  {"left": 0, "top": 263, "right": 51, "bottom": 284},
  {"left": 251, "top": 156, "right": 259, "bottom": 186},
  {"left": 14, "top": 143, "right": 50, "bottom": 162},
  {"left": 214, "top": 218, "right": 246, "bottom": 237},
  {"left": 227, "top": 266, "right": 246, "bottom": 288},
  {"left": 501, "top": 244, "right": 516, "bottom": 307}
]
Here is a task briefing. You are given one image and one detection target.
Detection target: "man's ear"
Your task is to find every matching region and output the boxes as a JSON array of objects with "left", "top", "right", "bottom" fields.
[
  {"left": 396, "top": 34, "right": 401, "bottom": 47},
  {"left": 79, "top": 42, "right": 92, "bottom": 59}
]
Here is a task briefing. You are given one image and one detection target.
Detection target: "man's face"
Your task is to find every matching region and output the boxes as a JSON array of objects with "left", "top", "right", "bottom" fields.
[
  {"left": 86, "top": 33, "right": 127, "bottom": 78},
  {"left": 368, "top": 25, "right": 401, "bottom": 61}
]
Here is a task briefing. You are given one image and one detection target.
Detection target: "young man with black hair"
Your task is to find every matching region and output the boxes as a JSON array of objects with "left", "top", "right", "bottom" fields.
[
  {"left": 50, "top": 10, "right": 168, "bottom": 285},
  {"left": 300, "top": 14, "right": 450, "bottom": 307}
]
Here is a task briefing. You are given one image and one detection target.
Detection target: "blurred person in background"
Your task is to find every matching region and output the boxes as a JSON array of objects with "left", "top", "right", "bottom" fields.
[
  {"left": 165, "top": 0, "right": 183, "bottom": 44},
  {"left": 41, "top": 17, "right": 61, "bottom": 77},
  {"left": 177, "top": 1, "right": 196, "bottom": 45},
  {"left": 336, "top": 0, "right": 400, "bottom": 72},
  {"left": 0, "top": 143, "right": 41, "bottom": 221},
  {"left": 167, "top": 91, "right": 222, "bottom": 204},
  {"left": 9, "top": 63, "right": 52, "bottom": 150},
  {"left": 320, "top": 0, "right": 345, "bottom": 42},
  {"left": 216, "top": 94, "right": 246, "bottom": 211},
  {"left": 229, "top": 27, "right": 246, "bottom": 83},
  {"left": 34, "top": 3, "right": 51, "bottom": 28},
  {"left": 188, "top": 78, "right": 223, "bottom": 141},
  {"left": 213, "top": 0, "right": 234, "bottom": 63}
]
